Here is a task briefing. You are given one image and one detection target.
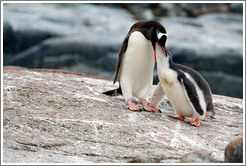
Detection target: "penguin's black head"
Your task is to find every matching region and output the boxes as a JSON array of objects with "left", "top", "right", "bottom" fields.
[
  {"left": 130, "top": 21, "right": 167, "bottom": 59},
  {"left": 148, "top": 21, "right": 167, "bottom": 49},
  {"left": 130, "top": 20, "right": 167, "bottom": 49},
  {"left": 156, "top": 29, "right": 167, "bottom": 48},
  {"left": 154, "top": 29, "right": 168, "bottom": 60},
  {"left": 150, "top": 22, "right": 167, "bottom": 59}
]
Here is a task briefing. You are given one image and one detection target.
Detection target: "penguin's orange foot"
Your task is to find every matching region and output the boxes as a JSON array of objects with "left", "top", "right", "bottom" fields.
[
  {"left": 141, "top": 99, "right": 161, "bottom": 113},
  {"left": 143, "top": 106, "right": 162, "bottom": 113},
  {"left": 189, "top": 118, "right": 200, "bottom": 127},
  {"left": 169, "top": 115, "right": 185, "bottom": 121},
  {"left": 127, "top": 100, "right": 141, "bottom": 111},
  {"left": 128, "top": 104, "right": 141, "bottom": 111}
]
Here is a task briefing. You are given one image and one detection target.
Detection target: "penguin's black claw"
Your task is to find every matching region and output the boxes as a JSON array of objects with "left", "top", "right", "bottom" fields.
[
  {"left": 158, "top": 109, "right": 162, "bottom": 113},
  {"left": 143, "top": 108, "right": 152, "bottom": 112},
  {"left": 129, "top": 108, "right": 143, "bottom": 112},
  {"left": 139, "top": 108, "right": 144, "bottom": 112},
  {"left": 142, "top": 108, "right": 147, "bottom": 112},
  {"left": 190, "top": 123, "right": 199, "bottom": 127},
  {"left": 135, "top": 108, "right": 143, "bottom": 112}
]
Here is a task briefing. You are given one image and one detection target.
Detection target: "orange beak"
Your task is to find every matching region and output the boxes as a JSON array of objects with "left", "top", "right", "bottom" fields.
[{"left": 154, "top": 42, "right": 167, "bottom": 60}]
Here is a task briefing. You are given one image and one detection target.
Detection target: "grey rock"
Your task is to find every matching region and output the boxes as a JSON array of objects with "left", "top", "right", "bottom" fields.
[
  {"left": 3, "top": 67, "right": 243, "bottom": 163},
  {"left": 159, "top": 13, "right": 243, "bottom": 69},
  {"left": 180, "top": 150, "right": 217, "bottom": 163}
]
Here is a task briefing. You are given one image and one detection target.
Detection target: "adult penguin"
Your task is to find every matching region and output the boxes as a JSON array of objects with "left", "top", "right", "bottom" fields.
[{"left": 103, "top": 21, "right": 167, "bottom": 112}]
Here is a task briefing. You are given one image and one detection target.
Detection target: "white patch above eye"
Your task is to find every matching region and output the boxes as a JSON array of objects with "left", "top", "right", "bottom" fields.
[{"left": 157, "top": 32, "right": 167, "bottom": 40}]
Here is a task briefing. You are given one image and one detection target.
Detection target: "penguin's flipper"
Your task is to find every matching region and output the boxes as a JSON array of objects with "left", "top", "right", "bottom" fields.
[
  {"left": 177, "top": 76, "right": 202, "bottom": 127},
  {"left": 150, "top": 82, "right": 165, "bottom": 108},
  {"left": 113, "top": 33, "right": 131, "bottom": 84},
  {"left": 178, "top": 75, "right": 205, "bottom": 117},
  {"left": 102, "top": 87, "right": 122, "bottom": 96}
]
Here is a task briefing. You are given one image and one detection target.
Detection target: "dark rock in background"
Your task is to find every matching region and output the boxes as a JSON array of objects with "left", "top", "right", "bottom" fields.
[
  {"left": 229, "top": 3, "right": 244, "bottom": 13},
  {"left": 3, "top": 3, "right": 243, "bottom": 98}
]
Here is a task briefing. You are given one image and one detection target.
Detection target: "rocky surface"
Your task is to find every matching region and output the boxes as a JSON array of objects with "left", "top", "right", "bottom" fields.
[
  {"left": 3, "top": 3, "right": 243, "bottom": 98},
  {"left": 3, "top": 67, "right": 243, "bottom": 163},
  {"left": 224, "top": 137, "right": 243, "bottom": 163}
]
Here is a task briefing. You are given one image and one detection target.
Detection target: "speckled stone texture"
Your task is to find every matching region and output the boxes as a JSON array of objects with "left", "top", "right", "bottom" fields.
[{"left": 2, "top": 67, "right": 243, "bottom": 163}]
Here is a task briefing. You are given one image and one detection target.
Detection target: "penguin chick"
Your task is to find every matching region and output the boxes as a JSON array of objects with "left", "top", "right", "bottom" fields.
[
  {"left": 150, "top": 40, "right": 215, "bottom": 127},
  {"left": 103, "top": 21, "right": 167, "bottom": 112}
]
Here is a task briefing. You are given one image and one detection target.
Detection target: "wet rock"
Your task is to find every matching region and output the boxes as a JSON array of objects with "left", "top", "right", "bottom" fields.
[
  {"left": 3, "top": 67, "right": 243, "bottom": 163},
  {"left": 3, "top": 3, "right": 134, "bottom": 56},
  {"left": 4, "top": 35, "right": 120, "bottom": 69},
  {"left": 229, "top": 3, "right": 243, "bottom": 13},
  {"left": 135, "top": 9, "right": 155, "bottom": 20},
  {"left": 159, "top": 13, "right": 243, "bottom": 75},
  {"left": 199, "top": 71, "right": 243, "bottom": 98},
  {"left": 176, "top": 3, "right": 230, "bottom": 17},
  {"left": 118, "top": 3, "right": 232, "bottom": 18}
]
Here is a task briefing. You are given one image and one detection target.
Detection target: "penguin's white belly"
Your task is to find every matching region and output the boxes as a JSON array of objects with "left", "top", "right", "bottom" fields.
[
  {"left": 159, "top": 71, "right": 194, "bottom": 117},
  {"left": 120, "top": 31, "right": 154, "bottom": 99}
]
